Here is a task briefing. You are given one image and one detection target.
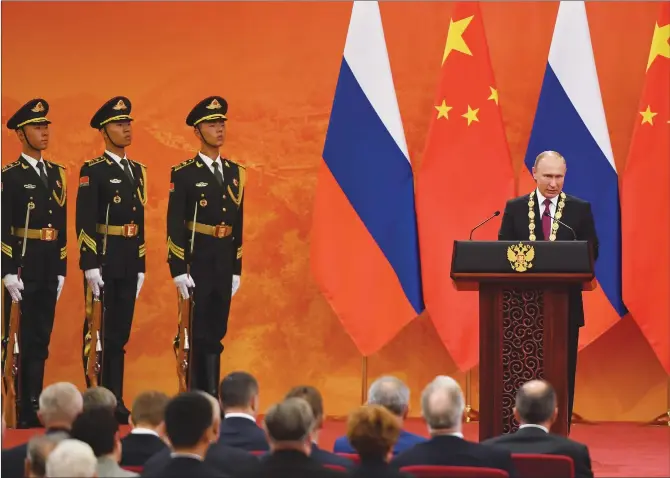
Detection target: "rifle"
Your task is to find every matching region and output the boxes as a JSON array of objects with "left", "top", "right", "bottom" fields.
[
  {"left": 2, "top": 204, "right": 30, "bottom": 428},
  {"left": 176, "top": 204, "right": 197, "bottom": 392},
  {"left": 86, "top": 204, "right": 109, "bottom": 388}
]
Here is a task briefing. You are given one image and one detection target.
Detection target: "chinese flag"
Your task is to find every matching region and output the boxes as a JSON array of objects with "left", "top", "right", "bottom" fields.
[
  {"left": 416, "top": 2, "right": 515, "bottom": 371},
  {"left": 622, "top": 2, "right": 670, "bottom": 373}
]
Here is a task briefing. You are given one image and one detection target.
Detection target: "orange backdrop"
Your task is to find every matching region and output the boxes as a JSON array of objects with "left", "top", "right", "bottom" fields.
[{"left": 1, "top": 1, "right": 666, "bottom": 421}]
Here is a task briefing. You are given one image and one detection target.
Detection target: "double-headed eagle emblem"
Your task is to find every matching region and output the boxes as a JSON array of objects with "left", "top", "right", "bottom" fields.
[{"left": 507, "top": 242, "right": 535, "bottom": 272}]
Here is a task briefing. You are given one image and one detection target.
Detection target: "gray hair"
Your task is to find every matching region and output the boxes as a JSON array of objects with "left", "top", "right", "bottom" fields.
[
  {"left": 27, "top": 432, "right": 69, "bottom": 477},
  {"left": 534, "top": 150, "right": 566, "bottom": 168},
  {"left": 38, "top": 382, "right": 83, "bottom": 426},
  {"left": 367, "top": 376, "right": 410, "bottom": 417},
  {"left": 197, "top": 391, "right": 221, "bottom": 423},
  {"left": 264, "top": 397, "right": 314, "bottom": 443},
  {"left": 82, "top": 386, "right": 117, "bottom": 411},
  {"left": 421, "top": 376, "right": 464, "bottom": 432},
  {"left": 45, "top": 439, "right": 97, "bottom": 477},
  {"left": 516, "top": 380, "right": 557, "bottom": 424}
]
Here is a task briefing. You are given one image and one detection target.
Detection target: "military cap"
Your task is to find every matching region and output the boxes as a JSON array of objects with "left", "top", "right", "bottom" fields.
[
  {"left": 6, "top": 98, "right": 51, "bottom": 130},
  {"left": 186, "top": 96, "right": 228, "bottom": 127},
  {"left": 90, "top": 96, "right": 133, "bottom": 129}
]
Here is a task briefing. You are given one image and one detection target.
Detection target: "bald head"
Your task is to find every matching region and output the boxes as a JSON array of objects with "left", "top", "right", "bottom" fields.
[
  {"left": 532, "top": 151, "right": 566, "bottom": 199},
  {"left": 515, "top": 380, "right": 557, "bottom": 425},
  {"left": 421, "top": 376, "right": 464, "bottom": 433}
]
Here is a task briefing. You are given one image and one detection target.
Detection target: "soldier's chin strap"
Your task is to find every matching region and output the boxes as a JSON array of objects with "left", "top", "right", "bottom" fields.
[
  {"left": 102, "top": 125, "right": 125, "bottom": 151},
  {"left": 20, "top": 127, "right": 38, "bottom": 153},
  {"left": 196, "top": 125, "right": 219, "bottom": 150}
]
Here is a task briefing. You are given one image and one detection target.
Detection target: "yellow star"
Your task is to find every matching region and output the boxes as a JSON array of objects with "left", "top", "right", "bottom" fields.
[
  {"left": 640, "top": 105, "right": 657, "bottom": 125},
  {"left": 443, "top": 15, "right": 474, "bottom": 65},
  {"left": 488, "top": 86, "right": 499, "bottom": 105},
  {"left": 462, "top": 105, "right": 480, "bottom": 126},
  {"left": 435, "top": 100, "right": 453, "bottom": 119},
  {"left": 646, "top": 21, "right": 670, "bottom": 71}
]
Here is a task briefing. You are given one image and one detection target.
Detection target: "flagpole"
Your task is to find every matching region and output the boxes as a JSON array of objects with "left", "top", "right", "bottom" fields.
[
  {"left": 361, "top": 356, "right": 368, "bottom": 404},
  {"left": 464, "top": 369, "right": 479, "bottom": 422},
  {"left": 645, "top": 376, "right": 670, "bottom": 426}
]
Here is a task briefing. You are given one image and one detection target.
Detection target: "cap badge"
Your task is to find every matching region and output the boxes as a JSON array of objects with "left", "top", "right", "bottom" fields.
[
  {"left": 206, "top": 99, "right": 222, "bottom": 110},
  {"left": 31, "top": 102, "right": 45, "bottom": 113},
  {"left": 112, "top": 100, "right": 128, "bottom": 111}
]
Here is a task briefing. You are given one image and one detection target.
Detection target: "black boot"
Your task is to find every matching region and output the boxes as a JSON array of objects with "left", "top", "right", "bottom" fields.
[
  {"left": 106, "top": 355, "right": 131, "bottom": 424},
  {"left": 19, "top": 360, "right": 44, "bottom": 429},
  {"left": 201, "top": 353, "right": 220, "bottom": 399}
]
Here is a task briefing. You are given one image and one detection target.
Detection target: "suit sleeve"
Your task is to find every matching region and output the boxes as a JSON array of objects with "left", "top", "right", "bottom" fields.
[
  {"left": 496, "top": 449, "right": 519, "bottom": 478},
  {"left": 75, "top": 163, "right": 99, "bottom": 271},
  {"left": 166, "top": 168, "right": 187, "bottom": 277},
  {"left": 575, "top": 444, "right": 594, "bottom": 478},
  {"left": 580, "top": 202, "right": 599, "bottom": 262},
  {"left": 1, "top": 171, "right": 18, "bottom": 277},
  {"left": 233, "top": 188, "right": 243, "bottom": 276},
  {"left": 57, "top": 168, "right": 67, "bottom": 277},
  {"left": 498, "top": 200, "right": 516, "bottom": 241}
]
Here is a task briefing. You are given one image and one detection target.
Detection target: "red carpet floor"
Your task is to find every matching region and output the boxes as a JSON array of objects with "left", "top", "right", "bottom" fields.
[{"left": 3, "top": 419, "right": 668, "bottom": 477}]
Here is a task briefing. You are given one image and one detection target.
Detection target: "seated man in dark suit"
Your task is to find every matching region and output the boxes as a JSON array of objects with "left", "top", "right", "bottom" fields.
[
  {"left": 391, "top": 376, "right": 518, "bottom": 478},
  {"left": 238, "top": 397, "right": 344, "bottom": 477},
  {"left": 482, "top": 380, "right": 594, "bottom": 478},
  {"left": 333, "top": 376, "right": 426, "bottom": 456},
  {"left": 142, "top": 391, "right": 261, "bottom": 477},
  {"left": 219, "top": 371, "right": 269, "bottom": 451},
  {"left": 120, "top": 390, "right": 169, "bottom": 467},
  {"left": 1, "top": 382, "right": 82, "bottom": 478},
  {"left": 142, "top": 392, "right": 229, "bottom": 477},
  {"left": 285, "top": 385, "right": 353, "bottom": 469}
]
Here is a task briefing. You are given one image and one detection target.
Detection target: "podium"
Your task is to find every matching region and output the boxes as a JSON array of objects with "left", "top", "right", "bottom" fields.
[{"left": 450, "top": 240, "right": 595, "bottom": 441}]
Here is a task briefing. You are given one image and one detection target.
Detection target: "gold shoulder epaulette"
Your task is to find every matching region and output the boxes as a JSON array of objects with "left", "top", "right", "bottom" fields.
[
  {"left": 1, "top": 160, "right": 21, "bottom": 172},
  {"left": 225, "top": 158, "right": 245, "bottom": 170},
  {"left": 46, "top": 160, "right": 66, "bottom": 169},
  {"left": 172, "top": 158, "right": 195, "bottom": 172},
  {"left": 130, "top": 159, "right": 147, "bottom": 168},
  {"left": 85, "top": 156, "right": 107, "bottom": 167}
]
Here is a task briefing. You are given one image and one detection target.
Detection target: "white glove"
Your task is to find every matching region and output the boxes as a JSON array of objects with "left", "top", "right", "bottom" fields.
[
  {"left": 232, "top": 275, "right": 241, "bottom": 297},
  {"left": 173, "top": 274, "right": 195, "bottom": 300},
  {"left": 136, "top": 273, "right": 145, "bottom": 298},
  {"left": 84, "top": 268, "right": 104, "bottom": 297},
  {"left": 3, "top": 274, "right": 24, "bottom": 302},
  {"left": 57, "top": 276, "right": 65, "bottom": 301}
]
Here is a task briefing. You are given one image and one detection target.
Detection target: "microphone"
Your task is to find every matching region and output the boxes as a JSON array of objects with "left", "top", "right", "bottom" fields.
[
  {"left": 469, "top": 211, "right": 501, "bottom": 240},
  {"left": 548, "top": 213, "right": 577, "bottom": 240}
]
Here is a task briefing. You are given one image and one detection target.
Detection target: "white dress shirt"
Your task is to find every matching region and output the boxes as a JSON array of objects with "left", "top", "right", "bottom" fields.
[
  {"left": 518, "top": 423, "right": 549, "bottom": 433},
  {"left": 223, "top": 412, "right": 256, "bottom": 422},
  {"left": 198, "top": 152, "right": 224, "bottom": 179},
  {"left": 536, "top": 188, "right": 558, "bottom": 229},
  {"left": 130, "top": 427, "right": 160, "bottom": 437},
  {"left": 105, "top": 149, "right": 133, "bottom": 178},
  {"left": 21, "top": 152, "right": 47, "bottom": 179}
]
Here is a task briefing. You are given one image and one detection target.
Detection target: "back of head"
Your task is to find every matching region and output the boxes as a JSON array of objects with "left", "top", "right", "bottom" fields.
[
  {"left": 70, "top": 407, "right": 119, "bottom": 457},
  {"left": 45, "top": 439, "right": 97, "bottom": 478},
  {"left": 285, "top": 385, "right": 323, "bottom": 424},
  {"left": 263, "top": 398, "right": 314, "bottom": 445},
  {"left": 368, "top": 376, "right": 410, "bottom": 418},
  {"left": 219, "top": 371, "right": 258, "bottom": 412},
  {"left": 347, "top": 405, "right": 401, "bottom": 461},
  {"left": 421, "top": 376, "right": 464, "bottom": 433},
  {"left": 38, "top": 382, "right": 83, "bottom": 428},
  {"left": 130, "top": 390, "right": 170, "bottom": 428},
  {"left": 515, "top": 380, "right": 557, "bottom": 425},
  {"left": 26, "top": 432, "right": 69, "bottom": 477},
  {"left": 164, "top": 392, "right": 214, "bottom": 449},
  {"left": 82, "top": 386, "right": 117, "bottom": 412}
]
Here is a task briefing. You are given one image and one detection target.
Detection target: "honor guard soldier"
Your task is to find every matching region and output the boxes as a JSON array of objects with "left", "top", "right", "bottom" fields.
[
  {"left": 167, "top": 96, "right": 245, "bottom": 397},
  {"left": 76, "top": 96, "right": 147, "bottom": 424},
  {"left": 1, "top": 99, "right": 67, "bottom": 428}
]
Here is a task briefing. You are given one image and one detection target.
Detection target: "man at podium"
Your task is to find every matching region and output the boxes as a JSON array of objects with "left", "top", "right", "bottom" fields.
[{"left": 498, "top": 151, "right": 599, "bottom": 429}]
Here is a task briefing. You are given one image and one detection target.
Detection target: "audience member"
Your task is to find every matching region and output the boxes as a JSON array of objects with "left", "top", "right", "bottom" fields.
[
  {"left": 482, "top": 380, "right": 594, "bottom": 478},
  {"left": 333, "top": 376, "right": 426, "bottom": 455},
  {"left": 285, "top": 385, "right": 353, "bottom": 469},
  {"left": 25, "top": 432, "right": 69, "bottom": 478},
  {"left": 347, "top": 405, "right": 412, "bottom": 478},
  {"left": 391, "top": 376, "right": 518, "bottom": 477},
  {"left": 219, "top": 371, "right": 269, "bottom": 451},
  {"left": 70, "top": 407, "right": 138, "bottom": 477},
  {"left": 119, "top": 390, "right": 169, "bottom": 467},
  {"left": 142, "top": 392, "right": 226, "bottom": 477},
  {"left": 45, "top": 439, "right": 97, "bottom": 478},
  {"left": 2, "top": 382, "right": 83, "bottom": 478},
  {"left": 82, "top": 386, "right": 117, "bottom": 412},
  {"left": 239, "top": 397, "right": 344, "bottom": 477}
]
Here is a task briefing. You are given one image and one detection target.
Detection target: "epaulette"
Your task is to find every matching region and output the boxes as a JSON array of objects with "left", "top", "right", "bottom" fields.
[
  {"left": 224, "top": 158, "right": 245, "bottom": 170},
  {"left": 85, "top": 156, "right": 108, "bottom": 167},
  {"left": 131, "top": 159, "right": 147, "bottom": 168},
  {"left": 46, "top": 160, "right": 66, "bottom": 169},
  {"left": 1, "top": 160, "right": 21, "bottom": 173},
  {"left": 172, "top": 158, "right": 195, "bottom": 172}
]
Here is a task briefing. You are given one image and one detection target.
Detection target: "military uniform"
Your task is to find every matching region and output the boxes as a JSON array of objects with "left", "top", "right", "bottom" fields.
[
  {"left": 76, "top": 97, "right": 147, "bottom": 423},
  {"left": 167, "top": 96, "right": 245, "bottom": 396},
  {"left": 1, "top": 99, "right": 67, "bottom": 428}
]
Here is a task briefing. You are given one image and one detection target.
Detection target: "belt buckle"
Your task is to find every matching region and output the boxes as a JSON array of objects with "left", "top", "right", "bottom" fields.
[
  {"left": 214, "top": 225, "right": 227, "bottom": 238},
  {"left": 41, "top": 228, "right": 56, "bottom": 241},
  {"left": 123, "top": 224, "right": 138, "bottom": 238}
]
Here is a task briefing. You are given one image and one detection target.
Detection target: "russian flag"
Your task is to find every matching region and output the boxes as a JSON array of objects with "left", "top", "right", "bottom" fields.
[
  {"left": 310, "top": 1, "right": 424, "bottom": 356},
  {"left": 524, "top": 1, "right": 628, "bottom": 345}
]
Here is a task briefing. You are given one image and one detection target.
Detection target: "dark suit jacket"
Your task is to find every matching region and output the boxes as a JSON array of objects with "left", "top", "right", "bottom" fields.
[
  {"left": 142, "top": 442, "right": 261, "bottom": 477},
  {"left": 482, "top": 426, "right": 593, "bottom": 478},
  {"left": 391, "top": 435, "right": 518, "bottom": 478},
  {"left": 311, "top": 443, "right": 354, "bottom": 469},
  {"left": 498, "top": 191, "right": 599, "bottom": 327},
  {"left": 1, "top": 427, "right": 70, "bottom": 478},
  {"left": 237, "top": 449, "right": 345, "bottom": 477},
  {"left": 350, "top": 458, "right": 413, "bottom": 478},
  {"left": 141, "top": 455, "right": 227, "bottom": 477},
  {"left": 120, "top": 432, "right": 167, "bottom": 467},
  {"left": 219, "top": 416, "right": 269, "bottom": 451},
  {"left": 333, "top": 429, "right": 427, "bottom": 456}
]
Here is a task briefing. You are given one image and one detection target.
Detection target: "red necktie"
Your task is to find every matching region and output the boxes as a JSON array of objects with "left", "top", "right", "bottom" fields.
[{"left": 542, "top": 198, "right": 552, "bottom": 240}]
